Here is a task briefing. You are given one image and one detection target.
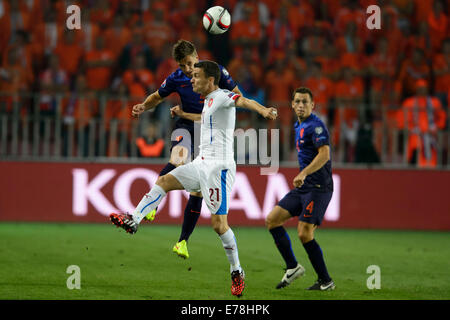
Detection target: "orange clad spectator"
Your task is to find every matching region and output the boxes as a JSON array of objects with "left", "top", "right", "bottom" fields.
[
  {"left": 413, "top": 0, "right": 433, "bottom": 24},
  {"left": 335, "top": 22, "right": 364, "bottom": 56},
  {"left": 104, "top": 83, "right": 131, "bottom": 133},
  {"left": 122, "top": 54, "right": 155, "bottom": 100},
  {"left": 2, "top": 30, "right": 33, "bottom": 74},
  {"left": 62, "top": 74, "right": 96, "bottom": 131},
  {"left": 53, "top": 30, "right": 84, "bottom": 77},
  {"left": 143, "top": 3, "right": 174, "bottom": 59},
  {"left": 119, "top": 29, "right": 155, "bottom": 72},
  {"left": 90, "top": 0, "right": 115, "bottom": 27},
  {"left": 266, "top": 5, "right": 296, "bottom": 63},
  {"left": 61, "top": 74, "right": 98, "bottom": 157},
  {"left": 403, "top": 21, "right": 432, "bottom": 59},
  {"left": 391, "top": 0, "right": 414, "bottom": 16},
  {"left": 136, "top": 125, "right": 165, "bottom": 158},
  {"left": 334, "top": 67, "right": 364, "bottom": 126},
  {"left": 38, "top": 54, "right": 69, "bottom": 113},
  {"left": 116, "top": 0, "right": 140, "bottom": 28},
  {"left": 286, "top": 42, "right": 306, "bottom": 78},
  {"left": 397, "top": 79, "right": 447, "bottom": 167},
  {"left": 22, "top": 0, "right": 43, "bottom": 27},
  {"left": 433, "top": 39, "right": 450, "bottom": 97},
  {"left": 428, "top": 0, "right": 448, "bottom": 53},
  {"left": 84, "top": 35, "right": 115, "bottom": 91},
  {"left": 103, "top": 15, "right": 132, "bottom": 59},
  {"left": 179, "top": 14, "right": 207, "bottom": 47},
  {"left": 79, "top": 9, "right": 101, "bottom": 52},
  {"left": 333, "top": 67, "right": 364, "bottom": 161},
  {"left": 304, "top": 61, "right": 334, "bottom": 119},
  {"left": 230, "top": 4, "right": 262, "bottom": 58},
  {"left": 301, "top": 31, "right": 328, "bottom": 61},
  {"left": 168, "top": 0, "right": 196, "bottom": 35},
  {"left": 320, "top": 0, "right": 343, "bottom": 21},
  {"left": 265, "top": 58, "right": 296, "bottom": 126},
  {"left": 233, "top": 0, "right": 270, "bottom": 27},
  {"left": 5, "top": 0, "right": 31, "bottom": 33},
  {"left": 398, "top": 47, "right": 431, "bottom": 98},
  {"left": 32, "top": 9, "right": 69, "bottom": 58},
  {"left": 103, "top": 83, "right": 132, "bottom": 156},
  {"left": 228, "top": 47, "right": 263, "bottom": 86},
  {"left": 310, "top": 40, "right": 340, "bottom": 81},
  {"left": 334, "top": 0, "right": 366, "bottom": 37},
  {"left": 287, "top": 0, "right": 315, "bottom": 35},
  {"left": 365, "top": 38, "right": 397, "bottom": 92},
  {"left": 0, "top": 47, "right": 30, "bottom": 113}
]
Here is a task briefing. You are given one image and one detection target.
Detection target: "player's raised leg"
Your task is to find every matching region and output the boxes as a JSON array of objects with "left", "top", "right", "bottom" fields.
[
  {"left": 110, "top": 173, "right": 184, "bottom": 234},
  {"left": 266, "top": 205, "right": 305, "bottom": 289},
  {"left": 144, "top": 144, "right": 187, "bottom": 221}
]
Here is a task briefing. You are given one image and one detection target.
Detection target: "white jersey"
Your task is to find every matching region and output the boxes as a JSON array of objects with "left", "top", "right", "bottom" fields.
[{"left": 198, "top": 88, "right": 240, "bottom": 162}]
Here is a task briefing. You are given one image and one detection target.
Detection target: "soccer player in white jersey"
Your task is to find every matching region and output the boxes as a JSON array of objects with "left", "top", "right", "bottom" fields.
[{"left": 110, "top": 60, "right": 277, "bottom": 296}]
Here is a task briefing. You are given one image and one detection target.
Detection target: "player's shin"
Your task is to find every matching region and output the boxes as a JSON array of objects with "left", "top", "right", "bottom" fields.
[
  {"left": 133, "top": 184, "right": 167, "bottom": 224},
  {"left": 219, "top": 228, "right": 242, "bottom": 273}
]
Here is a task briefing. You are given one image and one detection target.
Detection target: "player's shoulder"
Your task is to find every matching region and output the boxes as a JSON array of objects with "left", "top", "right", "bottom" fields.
[
  {"left": 167, "top": 68, "right": 189, "bottom": 81},
  {"left": 218, "top": 64, "right": 230, "bottom": 77},
  {"left": 306, "top": 114, "right": 328, "bottom": 133}
]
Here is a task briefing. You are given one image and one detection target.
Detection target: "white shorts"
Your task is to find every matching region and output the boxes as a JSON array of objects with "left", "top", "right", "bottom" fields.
[{"left": 170, "top": 157, "right": 236, "bottom": 215}]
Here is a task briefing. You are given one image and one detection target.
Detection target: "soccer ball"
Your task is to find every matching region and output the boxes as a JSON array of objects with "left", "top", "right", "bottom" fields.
[{"left": 203, "top": 6, "right": 231, "bottom": 35}]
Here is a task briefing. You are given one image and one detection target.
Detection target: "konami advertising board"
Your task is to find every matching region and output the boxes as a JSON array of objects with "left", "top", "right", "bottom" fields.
[{"left": 1, "top": 162, "right": 449, "bottom": 230}]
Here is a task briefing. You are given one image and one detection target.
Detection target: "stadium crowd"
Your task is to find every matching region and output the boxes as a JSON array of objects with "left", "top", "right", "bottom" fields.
[{"left": 0, "top": 0, "right": 449, "bottom": 165}]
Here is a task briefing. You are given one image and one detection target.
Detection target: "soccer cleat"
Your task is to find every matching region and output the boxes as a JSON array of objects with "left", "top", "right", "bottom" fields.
[
  {"left": 110, "top": 213, "right": 138, "bottom": 234},
  {"left": 143, "top": 208, "right": 156, "bottom": 221},
  {"left": 276, "top": 263, "right": 305, "bottom": 289},
  {"left": 231, "top": 270, "right": 245, "bottom": 297},
  {"left": 172, "top": 240, "right": 189, "bottom": 259},
  {"left": 307, "top": 279, "right": 336, "bottom": 291}
]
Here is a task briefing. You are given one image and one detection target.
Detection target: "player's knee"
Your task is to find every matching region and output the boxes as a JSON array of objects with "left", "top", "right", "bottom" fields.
[
  {"left": 297, "top": 226, "right": 314, "bottom": 244},
  {"left": 265, "top": 207, "right": 286, "bottom": 230},
  {"left": 211, "top": 217, "right": 228, "bottom": 234},
  {"left": 156, "top": 174, "right": 170, "bottom": 189},
  {"left": 265, "top": 213, "right": 278, "bottom": 230}
]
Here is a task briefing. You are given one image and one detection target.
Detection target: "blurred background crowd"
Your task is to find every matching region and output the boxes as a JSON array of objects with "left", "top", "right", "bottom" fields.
[{"left": 0, "top": 0, "right": 449, "bottom": 167}]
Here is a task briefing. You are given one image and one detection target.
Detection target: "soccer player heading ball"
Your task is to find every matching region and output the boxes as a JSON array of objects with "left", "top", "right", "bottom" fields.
[
  {"left": 111, "top": 60, "right": 277, "bottom": 297},
  {"left": 122, "top": 40, "right": 242, "bottom": 260},
  {"left": 266, "top": 87, "right": 336, "bottom": 291}
]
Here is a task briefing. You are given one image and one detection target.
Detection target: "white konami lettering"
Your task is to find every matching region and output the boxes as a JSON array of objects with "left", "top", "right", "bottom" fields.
[{"left": 71, "top": 168, "right": 340, "bottom": 221}]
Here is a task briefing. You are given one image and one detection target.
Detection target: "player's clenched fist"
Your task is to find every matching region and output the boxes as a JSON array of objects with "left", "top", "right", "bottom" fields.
[
  {"left": 293, "top": 172, "right": 306, "bottom": 188},
  {"left": 261, "top": 107, "right": 278, "bottom": 120},
  {"left": 132, "top": 104, "right": 145, "bottom": 118},
  {"left": 170, "top": 105, "right": 183, "bottom": 118}
]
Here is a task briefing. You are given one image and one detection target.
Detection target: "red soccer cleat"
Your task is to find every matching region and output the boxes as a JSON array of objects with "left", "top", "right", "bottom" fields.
[
  {"left": 110, "top": 213, "right": 138, "bottom": 234},
  {"left": 231, "top": 270, "right": 245, "bottom": 297}
]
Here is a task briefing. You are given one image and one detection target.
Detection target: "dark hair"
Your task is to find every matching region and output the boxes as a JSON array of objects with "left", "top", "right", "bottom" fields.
[
  {"left": 194, "top": 61, "right": 221, "bottom": 85},
  {"left": 292, "top": 87, "right": 314, "bottom": 101},
  {"left": 172, "top": 39, "right": 197, "bottom": 62}
]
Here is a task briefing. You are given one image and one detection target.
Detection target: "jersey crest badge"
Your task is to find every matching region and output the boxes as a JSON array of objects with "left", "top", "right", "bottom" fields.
[{"left": 315, "top": 126, "right": 323, "bottom": 135}]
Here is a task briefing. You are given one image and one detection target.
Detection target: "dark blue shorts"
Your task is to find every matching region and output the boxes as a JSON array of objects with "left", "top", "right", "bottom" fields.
[{"left": 278, "top": 188, "right": 333, "bottom": 226}]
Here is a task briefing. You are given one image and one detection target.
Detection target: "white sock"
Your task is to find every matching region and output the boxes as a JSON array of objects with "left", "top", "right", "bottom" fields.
[
  {"left": 132, "top": 184, "right": 166, "bottom": 224},
  {"left": 219, "top": 228, "right": 242, "bottom": 273}
]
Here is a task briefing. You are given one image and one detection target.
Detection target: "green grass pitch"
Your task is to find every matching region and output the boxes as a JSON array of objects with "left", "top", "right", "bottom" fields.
[{"left": 0, "top": 222, "right": 449, "bottom": 300}]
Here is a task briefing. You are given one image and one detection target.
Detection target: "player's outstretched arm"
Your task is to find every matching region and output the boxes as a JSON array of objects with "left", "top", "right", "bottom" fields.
[
  {"left": 132, "top": 91, "right": 165, "bottom": 118},
  {"left": 170, "top": 105, "right": 201, "bottom": 122},
  {"left": 235, "top": 96, "right": 277, "bottom": 120}
]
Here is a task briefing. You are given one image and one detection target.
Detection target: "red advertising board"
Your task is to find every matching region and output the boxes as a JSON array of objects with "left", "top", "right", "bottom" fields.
[{"left": 1, "top": 161, "right": 449, "bottom": 230}]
